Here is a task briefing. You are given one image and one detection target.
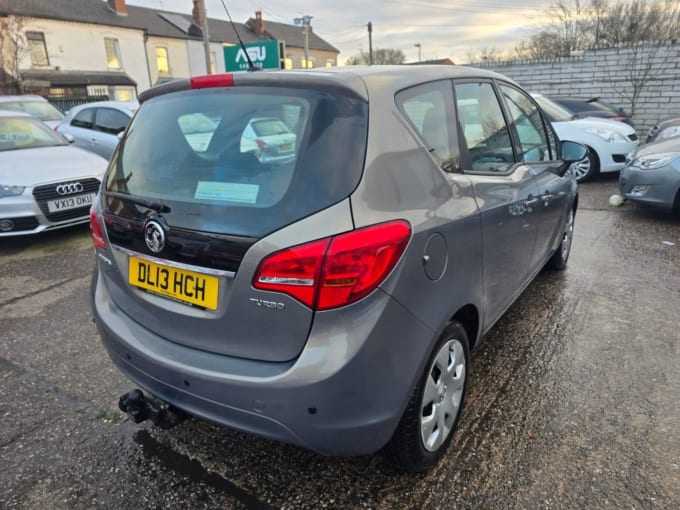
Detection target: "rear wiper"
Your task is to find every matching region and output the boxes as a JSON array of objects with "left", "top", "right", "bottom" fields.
[{"left": 102, "top": 191, "right": 171, "bottom": 213}]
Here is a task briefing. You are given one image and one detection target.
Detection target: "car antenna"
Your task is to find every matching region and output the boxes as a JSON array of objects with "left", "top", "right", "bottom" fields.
[{"left": 220, "top": 0, "right": 258, "bottom": 72}]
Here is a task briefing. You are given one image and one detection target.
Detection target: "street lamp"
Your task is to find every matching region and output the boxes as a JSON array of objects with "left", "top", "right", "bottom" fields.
[
  {"left": 294, "top": 15, "right": 313, "bottom": 68},
  {"left": 414, "top": 43, "right": 422, "bottom": 62}
]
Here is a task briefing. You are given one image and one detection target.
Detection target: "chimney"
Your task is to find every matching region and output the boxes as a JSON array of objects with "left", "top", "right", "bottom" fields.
[
  {"left": 108, "top": 0, "right": 127, "bottom": 16},
  {"left": 254, "top": 10, "right": 265, "bottom": 35},
  {"left": 192, "top": 0, "right": 201, "bottom": 27}
]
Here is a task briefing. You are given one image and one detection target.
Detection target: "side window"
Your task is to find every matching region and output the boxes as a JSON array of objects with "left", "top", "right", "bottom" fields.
[
  {"left": 71, "top": 108, "right": 95, "bottom": 129},
  {"left": 95, "top": 108, "right": 130, "bottom": 135},
  {"left": 396, "top": 80, "right": 459, "bottom": 170},
  {"left": 500, "top": 85, "right": 551, "bottom": 162},
  {"left": 454, "top": 82, "right": 514, "bottom": 173}
]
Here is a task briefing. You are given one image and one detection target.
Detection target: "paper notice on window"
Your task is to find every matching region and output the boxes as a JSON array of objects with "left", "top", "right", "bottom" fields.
[{"left": 195, "top": 181, "right": 259, "bottom": 204}]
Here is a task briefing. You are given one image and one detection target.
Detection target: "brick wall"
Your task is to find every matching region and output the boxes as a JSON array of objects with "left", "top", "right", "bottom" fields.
[{"left": 472, "top": 42, "right": 680, "bottom": 136}]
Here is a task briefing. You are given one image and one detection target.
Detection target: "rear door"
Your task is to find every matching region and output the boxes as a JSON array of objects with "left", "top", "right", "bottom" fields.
[
  {"left": 98, "top": 85, "right": 368, "bottom": 362},
  {"left": 453, "top": 80, "right": 540, "bottom": 329},
  {"left": 498, "top": 84, "right": 571, "bottom": 269}
]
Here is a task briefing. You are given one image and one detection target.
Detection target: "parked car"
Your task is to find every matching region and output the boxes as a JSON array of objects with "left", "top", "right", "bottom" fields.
[
  {"left": 0, "top": 111, "right": 107, "bottom": 236},
  {"left": 533, "top": 94, "right": 639, "bottom": 182},
  {"left": 0, "top": 95, "right": 64, "bottom": 129},
  {"left": 550, "top": 96, "right": 634, "bottom": 127},
  {"left": 619, "top": 137, "right": 680, "bottom": 212},
  {"left": 90, "top": 66, "right": 585, "bottom": 472},
  {"left": 57, "top": 101, "right": 138, "bottom": 160},
  {"left": 646, "top": 116, "right": 680, "bottom": 144},
  {"left": 240, "top": 117, "right": 297, "bottom": 162}
]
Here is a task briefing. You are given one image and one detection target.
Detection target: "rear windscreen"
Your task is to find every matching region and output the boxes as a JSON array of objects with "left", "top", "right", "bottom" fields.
[{"left": 105, "top": 86, "right": 368, "bottom": 237}]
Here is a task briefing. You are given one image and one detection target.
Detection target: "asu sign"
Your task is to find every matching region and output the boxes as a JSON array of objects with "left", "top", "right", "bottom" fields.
[{"left": 224, "top": 40, "right": 281, "bottom": 71}]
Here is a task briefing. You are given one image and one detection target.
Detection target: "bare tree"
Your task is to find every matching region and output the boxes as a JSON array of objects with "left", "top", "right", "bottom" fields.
[
  {"left": 345, "top": 48, "right": 406, "bottom": 65},
  {"left": 0, "top": 16, "right": 27, "bottom": 94},
  {"left": 597, "top": 1, "right": 680, "bottom": 116},
  {"left": 465, "top": 46, "right": 505, "bottom": 64},
  {"left": 512, "top": 0, "right": 680, "bottom": 117}
]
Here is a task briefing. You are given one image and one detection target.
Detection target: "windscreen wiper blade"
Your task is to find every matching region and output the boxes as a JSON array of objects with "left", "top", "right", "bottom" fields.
[{"left": 102, "top": 191, "right": 171, "bottom": 213}]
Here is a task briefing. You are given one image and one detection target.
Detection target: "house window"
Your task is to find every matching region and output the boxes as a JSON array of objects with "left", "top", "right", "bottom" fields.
[
  {"left": 112, "top": 86, "right": 135, "bottom": 102},
  {"left": 301, "top": 57, "right": 315, "bottom": 69},
  {"left": 156, "top": 47, "right": 169, "bottom": 75},
  {"left": 284, "top": 58, "right": 293, "bottom": 70},
  {"left": 105, "top": 38, "right": 122, "bottom": 69},
  {"left": 325, "top": 58, "right": 335, "bottom": 67},
  {"left": 26, "top": 31, "right": 49, "bottom": 67},
  {"left": 210, "top": 51, "right": 216, "bottom": 74}
]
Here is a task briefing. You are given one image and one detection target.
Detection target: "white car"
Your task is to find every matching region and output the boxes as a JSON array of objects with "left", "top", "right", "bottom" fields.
[
  {"left": 533, "top": 94, "right": 639, "bottom": 181},
  {"left": 0, "top": 111, "right": 108, "bottom": 236},
  {"left": 240, "top": 117, "right": 297, "bottom": 163}
]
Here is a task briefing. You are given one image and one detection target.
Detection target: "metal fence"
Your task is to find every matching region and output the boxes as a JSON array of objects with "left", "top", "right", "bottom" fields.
[{"left": 47, "top": 96, "right": 109, "bottom": 114}]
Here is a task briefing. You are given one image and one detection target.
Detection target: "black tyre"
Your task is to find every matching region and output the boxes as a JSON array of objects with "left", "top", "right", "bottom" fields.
[
  {"left": 384, "top": 321, "right": 470, "bottom": 472},
  {"left": 570, "top": 146, "right": 599, "bottom": 182},
  {"left": 547, "top": 207, "right": 575, "bottom": 270}
]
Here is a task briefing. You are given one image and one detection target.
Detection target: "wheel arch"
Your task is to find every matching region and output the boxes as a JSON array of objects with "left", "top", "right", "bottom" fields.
[{"left": 450, "top": 304, "right": 480, "bottom": 350}]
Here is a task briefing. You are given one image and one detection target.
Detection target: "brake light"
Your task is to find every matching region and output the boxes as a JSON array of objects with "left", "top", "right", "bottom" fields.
[
  {"left": 253, "top": 221, "right": 411, "bottom": 310},
  {"left": 90, "top": 205, "right": 107, "bottom": 250},
  {"left": 255, "top": 139, "right": 271, "bottom": 153},
  {"left": 190, "top": 73, "right": 234, "bottom": 89}
]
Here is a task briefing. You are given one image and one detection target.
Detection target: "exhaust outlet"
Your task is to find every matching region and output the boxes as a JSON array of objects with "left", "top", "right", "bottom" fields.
[{"left": 119, "top": 389, "right": 188, "bottom": 429}]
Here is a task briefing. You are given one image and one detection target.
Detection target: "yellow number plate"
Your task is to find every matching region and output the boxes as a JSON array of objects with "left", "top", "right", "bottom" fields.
[{"left": 128, "top": 257, "right": 219, "bottom": 310}]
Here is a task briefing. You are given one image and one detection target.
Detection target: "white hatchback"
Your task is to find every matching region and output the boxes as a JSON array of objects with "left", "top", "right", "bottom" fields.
[
  {"left": 533, "top": 94, "right": 639, "bottom": 181},
  {"left": 0, "top": 111, "right": 108, "bottom": 236}
]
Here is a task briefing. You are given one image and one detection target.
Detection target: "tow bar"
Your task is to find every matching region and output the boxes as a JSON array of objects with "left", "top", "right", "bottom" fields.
[{"left": 118, "top": 389, "right": 188, "bottom": 429}]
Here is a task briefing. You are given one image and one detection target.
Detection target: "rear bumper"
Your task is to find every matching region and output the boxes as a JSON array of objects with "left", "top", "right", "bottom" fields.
[{"left": 92, "top": 268, "right": 435, "bottom": 456}]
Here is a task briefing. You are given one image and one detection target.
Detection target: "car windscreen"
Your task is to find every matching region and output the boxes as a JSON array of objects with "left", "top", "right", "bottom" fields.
[
  {"left": 2, "top": 101, "right": 65, "bottom": 121},
  {"left": 534, "top": 96, "right": 573, "bottom": 122},
  {"left": 0, "top": 116, "right": 68, "bottom": 151},
  {"left": 105, "top": 86, "right": 368, "bottom": 238}
]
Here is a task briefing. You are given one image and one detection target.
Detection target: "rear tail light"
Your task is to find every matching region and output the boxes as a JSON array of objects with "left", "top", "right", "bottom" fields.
[
  {"left": 255, "top": 139, "right": 271, "bottom": 153},
  {"left": 253, "top": 221, "right": 411, "bottom": 310},
  {"left": 90, "top": 205, "right": 107, "bottom": 250}
]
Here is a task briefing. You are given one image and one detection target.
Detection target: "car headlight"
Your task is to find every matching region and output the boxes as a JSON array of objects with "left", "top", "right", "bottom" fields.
[
  {"left": 630, "top": 152, "right": 680, "bottom": 170},
  {"left": 656, "top": 126, "right": 680, "bottom": 141},
  {"left": 0, "top": 184, "right": 25, "bottom": 198},
  {"left": 584, "top": 128, "right": 628, "bottom": 143}
]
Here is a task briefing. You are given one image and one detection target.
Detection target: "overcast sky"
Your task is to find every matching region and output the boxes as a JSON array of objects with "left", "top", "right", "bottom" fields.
[{"left": 128, "top": 0, "right": 554, "bottom": 63}]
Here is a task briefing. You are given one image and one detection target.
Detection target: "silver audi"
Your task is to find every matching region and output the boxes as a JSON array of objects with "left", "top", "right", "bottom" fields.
[{"left": 0, "top": 110, "right": 108, "bottom": 236}]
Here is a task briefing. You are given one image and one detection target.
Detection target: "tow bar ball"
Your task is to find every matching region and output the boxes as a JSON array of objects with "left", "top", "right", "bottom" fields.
[{"left": 118, "top": 389, "right": 188, "bottom": 430}]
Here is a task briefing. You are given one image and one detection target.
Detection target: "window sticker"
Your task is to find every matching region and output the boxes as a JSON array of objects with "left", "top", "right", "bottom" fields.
[{"left": 195, "top": 181, "right": 259, "bottom": 204}]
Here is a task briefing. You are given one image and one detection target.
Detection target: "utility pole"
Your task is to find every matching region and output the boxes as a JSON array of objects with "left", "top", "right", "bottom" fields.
[
  {"left": 295, "top": 15, "right": 313, "bottom": 68},
  {"left": 198, "top": 0, "right": 212, "bottom": 73},
  {"left": 368, "top": 21, "right": 373, "bottom": 65}
]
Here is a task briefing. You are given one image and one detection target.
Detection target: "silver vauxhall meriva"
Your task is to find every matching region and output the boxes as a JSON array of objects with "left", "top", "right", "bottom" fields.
[{"left": 91, "top": 66, "right": 585, "bottom": 471}]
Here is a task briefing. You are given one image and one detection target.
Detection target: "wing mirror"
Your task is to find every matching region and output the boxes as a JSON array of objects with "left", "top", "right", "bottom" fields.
[{"left": 560, "top": 141, "right": 587, "bottom": 163}]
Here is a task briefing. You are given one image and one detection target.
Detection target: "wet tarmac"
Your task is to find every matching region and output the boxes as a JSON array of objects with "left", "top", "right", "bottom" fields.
[{"left": 1, "top": 175, "right": 679, "bottom": 509}]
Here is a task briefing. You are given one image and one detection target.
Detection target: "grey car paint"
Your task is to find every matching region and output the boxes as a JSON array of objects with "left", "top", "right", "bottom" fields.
[
  {"left": 619, "top": 137, "right": 680, "bottom": 211},
  {"left": 92, "top": 66, "right": 578, "bottom": 458}
]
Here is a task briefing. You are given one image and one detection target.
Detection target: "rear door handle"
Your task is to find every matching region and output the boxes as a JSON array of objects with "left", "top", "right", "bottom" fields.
[{"left": 541, "top": 193, "right": 554, "bottom": 206}]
